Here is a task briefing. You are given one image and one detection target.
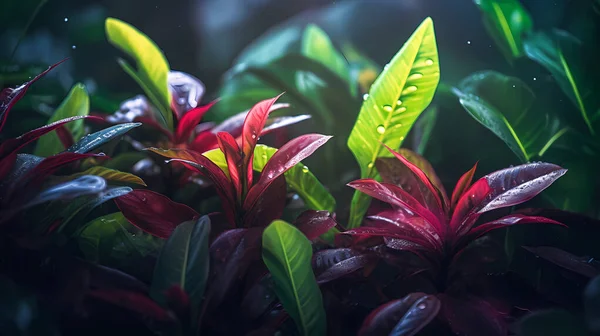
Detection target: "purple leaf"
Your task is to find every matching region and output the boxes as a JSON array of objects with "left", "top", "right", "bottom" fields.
[
  {"left": 242, "top": 175, "right": 287, "bottom": 228},
  {"left": 437, "top": 294, "right": 507, "bottom": 336},
  {"left": 523, "top": 246, "right": 600, "bottom": 278},
  {"left": 294, "top": 210, "right": 337, "bottom": 240},
  {"left": 464, "top": 215, "right": 565, "bottom": 243},
  {"left": 312, "top": 248, "right": 373, "bottom": 284}
]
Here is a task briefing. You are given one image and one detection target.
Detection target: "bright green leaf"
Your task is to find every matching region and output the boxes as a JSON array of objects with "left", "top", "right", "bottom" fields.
[
  {"left": 347, "top": 17, "right": 440, "bottom": 228},
  {"left": 454, "top": 70, "right": 568, "bottom": 163},
  {"left": 524, "top": 30, "right": 596, "bottom": 134},
  {"left": 105, "top": 17, "right": 172, "bottom": 130},
  {"left": 474, "top": 0, "right": 533, "bottom": 61},
  {"left": 262, "top": 220, "right": 326, "bottom": 336},
  {"left": 151, "top": 216, "right": 210, "bottom": 317},
  {"left": 34, "top": 83, "right": 89, "bottom": 157}
]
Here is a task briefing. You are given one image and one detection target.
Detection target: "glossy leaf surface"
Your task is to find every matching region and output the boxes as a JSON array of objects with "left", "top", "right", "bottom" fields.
[
  {"left": 67, "top": 122, "right": 141, "bottom": 154},
  {"left": 68, "top": 166, "right": 146, "bottom": 186}
]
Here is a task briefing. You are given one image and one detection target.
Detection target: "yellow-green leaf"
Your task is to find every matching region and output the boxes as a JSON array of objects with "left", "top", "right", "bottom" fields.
[
  {"left": 262, "top": 220, "right": 326, "bottom": 336},
  {"left": 70, "top": 166, "right": 146, "bottom": 186},
  {"left": 34, "top": 83, "right": 89, "bottom": 157},
  {"left": 346, "top": 17, "right": 440, "bottom": 228},
  {"left": 474, "top": 0, "right": 533, "bottom": 61},
  {"left": 105, "top": 17, "right": 172, "bottom": 130}
]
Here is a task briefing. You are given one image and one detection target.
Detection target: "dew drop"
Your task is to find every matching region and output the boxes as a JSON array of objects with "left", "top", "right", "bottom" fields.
[
  {"left": 367, "top": 162, "right": 374, "bottom": 168},
  {"left": 251, "top": 134, "right": 257, "bottom": 139},
  {"left": 384, "top": 63, "right": 390, "bottom": 70},
  {"left": 141, "top": 197, "right": 147, "bottom": 202},
  {"left": 399, "top": 136, "right": 405, "bottom": 141},
  {"left": 261, "top": 153, "right": 268, "bottom": 160},
  {"left": 424, "top": 59, "right": 434, "bottom": 66},
  {"left": 383, "top": 105, "right": 393, "bottom": 112},
  {"left": 408, "top": 73, "right": 423, "bottom": 80},
  {"left": 71, "top": 45, "right": 76, "bottom": 49},
  {"left": 376, "top": 125, "right": 386, "bottom": 134},
  {"left": 301, "top": 166, "right": 309, "bottom": 173},
  {"left": 397, "top": 107, "right": 407, "bottom": 113},
  {"left": 401, "top": 86, "right": 418, "bottom": 95},
  {"left": 362, "top": 93, "right": 369, "bottom": 101},
  {"left": 417, "top": 303, "right": 427, "bottom": 310},
  {"left": 467, "top": 40, "right": 471, "bottom": 45},
  {"left": 64, "top": 17, "right": 69, "bottom": 22},
  {"left": 397, "top": 100, "right": 403, "bottom": 105}
]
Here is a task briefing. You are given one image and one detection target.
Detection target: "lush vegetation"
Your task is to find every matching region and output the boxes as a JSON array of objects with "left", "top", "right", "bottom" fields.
[{"left": 1, "top": 1, "right": 600, "bottom": 335}]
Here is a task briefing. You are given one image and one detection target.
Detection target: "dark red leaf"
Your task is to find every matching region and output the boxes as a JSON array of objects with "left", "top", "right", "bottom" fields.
[
  {"left": 451, "top": 162, "right": 478, "bottom": 208},
  {"left": 0, "top": 59, "right": 67, "bottom": 133},
  {"left": 217, "top": 131, "right": 244, "bottom": 201},
  {"left": 312, "top": 248, "right": 373, "bottom": 284},
  {"left": 347, "top": 179, "right": 442, "bottom": 248},
  {"left": 241, "top": 95, "right": 283, "bottom": 173},
  {"left": 364, "top": 210, "right": 439, "bottom": 250},
  {"left": 165, "top": 285, "right": 191, "bottom": 322},
  {"left": 523, "top": 246, "right": 600, "bottom": 278},
  {"left": 189, "top": 130, "right": 218, "bottom": 152},
  {"left": 242, "top": 175, "right": 286, "bottom": 228},
  {"left": 463, "top": 215, "right": 565, "bottom": 243},
  {"left": 55, "top": 125, "right": 75, "bottom": 150},
  {"left": 382, "top": 144, "right": 445, "bottom": 216},
  {"left": 449, "top": 178, "right": 492, "bottom": 238},
  {"left": 294, "top": 210, "right": 337, "bottom": 240},
  {"left": 115, "top": 189, "right": 199, "bottom": 238},
  {"left": 88, "top": 289, "right": 174, "bottom": 322},
  {"left": 335, "top": 227, "right": 429, "bottom": 255},
  {"left": 175, "top": 100, "right": 216, "bottom": 143},
  {"left": 477, "top": 162, "right": 567, "bottom": 214},
  {"left": 244, "top": 134, "right": 331, "bottom": 212},
  {"left": 0, "top": 152, "right": 17, "bottom": 180},
  {"left": 358, "top": 292, "right": 440, "bottom": 336},
  {"left": 437, "top": 294, "right": 507, "bottom": 336}
]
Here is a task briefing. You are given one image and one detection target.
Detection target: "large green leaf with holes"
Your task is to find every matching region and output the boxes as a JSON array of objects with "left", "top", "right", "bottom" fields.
[
  {"left": 262, "top": 220, "right": 326, "bottom": 336},
  {"left": 346, "top": 17, "right": 440, "bottom": 228},
  {"left": 474, "top": 0, "right": 533, "bottom": 62},
  {"left": 105, "top": 17, "right": 172, "bottom": 130},
  {"left": 454, "top": 71, "right": 567, "bottom": 163},
  {"left": 34, "top": 83, "right": 89, "bottom": 157}
]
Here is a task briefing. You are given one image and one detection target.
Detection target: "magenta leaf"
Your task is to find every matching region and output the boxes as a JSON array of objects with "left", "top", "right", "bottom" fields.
[
  {"left": 464, "top": 214, "right": 565, "bottom": 243},
  {"left": 241, "top": 95, "right": 282, "bottom": 172},
  {"left": 437, "top": 294, "right": 507, "bottom": 336},
  {"left": 189, "top": 130, "right": 218, "bottom": 153},
  {"left": 477, "top": 162, "right": 567, "bottom": 214},
  {"left": 449, "top": 178, "right": 492, "bottom": 237},
  {"left": 244, "top": 134, "right": 331, "bottom": 212},
  {"left": 336, "top": 227, "right": 430, "bottom": 253},
  {"left": 451, "top": 162, "right": 478, "bottom": 208},
  {"left": 115, "top": 189, "right": 199, "bottom": 238},
  {"left": 174, "top": 100, "right": 217, "bottom": 143},
  {"left": 312, "top": 248, "right": 373, "bottom": 284},
  {"left": 523, "top": 246, "right": 600, "bottom": 278},
  {"left": 294, "top": 210, "right": 337, "bottom": 241},
  {"left": 212, "top": 103, "right": 290, "bottom": 138},
  {"left": 358, "top": 292, "right": 440, "bottom": 336},
  {"left": 0, "top": 59, "right": 67, "bottom": 133},
  {"left": 242, "top": 175, "right": 287, "bottom": 228},
  {"left": 217, "top": 131, "right": 244, "bottom": 199}
]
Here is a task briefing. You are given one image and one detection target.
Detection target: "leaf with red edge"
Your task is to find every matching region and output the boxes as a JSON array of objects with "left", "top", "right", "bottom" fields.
[
  {"left": 523, "top": 246, "right": 600, "bottom": 278},
  {"left": 0, "top": 59, "right": 68, "bottom": 133},
  {"left": 55, "top": 125, "right": 75, "bottom": 149},
  {"left": 244, "top": 134, "right": 331, "bottom": 212},
  {"left": 174, "top": 100, "right": 217, "bottom": 143},
  {"left": 241, "top": 95, "right": 283, "bottom": 171},
  {"left": 214, "top": 102, "right": 289, "bottom": 138},
  {"left": 464, "top": 214, "right": 565, "bottom": 243},
  {"left": 358, "top": 292, "right": 440, "bottom": 336},
  {"left": 294, "top": 210, "right": 337, "bottom": 241},
  {"left": 87, "top": 289, "right": 174, "bottom": 322},
  {"left": 437, "top": 294, "right": 507, "bottom": 336},
  {"left": 382, "top": 144, "right": 445, "bottom": 215},
  {"left": 217, "top": 132, "right": 244, "bottom": 201},
  {"left": 115, "top": 189, "right": 199, "bottom": 238},
  {"left": 397, "top": 148, "right": 447, "bottom": 205},
  {"left": 242, "top": 175, "right": 287, "bottom": 228},
  {"left": 451, "top": 162, "right": 478, "bottom": 208},
  {"left": 449, "top": 178, "right": 492, "bottom": 237},
  {"left": 478, "top": 162, "right": 567, "bottom": 214},
  {"left": 347, "top": 179, "right": 442, "bottom": 247},
  {"left": 365, "top": 210, "right": 440, "bottom": 249},
  {"left": 312, "top": 248, "right": 373, "bottom": 284}
]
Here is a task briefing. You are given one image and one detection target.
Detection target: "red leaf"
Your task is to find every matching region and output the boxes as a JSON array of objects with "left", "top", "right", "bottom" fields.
[
  {"left": 241, "top": 95, "right": 283, "bottom": 174},
  {"left": 146, "top": 148, "right": 236, "bottom": 226},
  {"left": 244, "top": 134, "right": 331, "bottom": 212},
  {"left": 189, "top": 130, "right": 218, "bottom": 153},
  {"left": 463, "top": 214, "right": 565, "bottom": 243},
  {"left": 335, "top": 227, "right": 429, "bottom": 253},
  {"left": 55, "top": 125, "right": 75, "bottom": 149},
  {"left": 382, "top": 144, "right": 445, "bottom": 217},
  {"left": 294, "top": 210, "right": 337, "bottom": 240},
  {"left": 347, "top": 179, "right": 442, "bottom": 248},
  {"left": 437, "top": 294, "right": 508, "bottom": 336},
  {"left": 449, "top": 178, "right": 492, "bottom": 238},
  {"left": 175, "top": 100, "right": 217, "bottom": 143},
  {"left": 523, "top": 246, "right": 600, "bottom": 278},
  {"left": 216, "top": 132, "right": 244, "bottom": 202},
  {"left": 242, "top": 175, "right": 286, "bottom": 228},
  {"left": 312, "top": 248, "right": 374, "bottom": 284},
  {"left": 165, "top": 285, "right": 191, "bottom": 321},
  {"left": 358, "top": 293, "right": 440, "bottom": 336},
  {"left": 0, "top": 152, "right": 17, "bottom": 180},
  {"left": 213, "top": 102, "right": 289, "bottom": 138},
  {"left": 115, "top": 189, "right": 199, "bottom": 238},
  {"left": 0, "top": 59, "right": 68, "bottom": 133},
  {"left": 88, "top": 289, "right": 174, "bottom": 322},
  {"left": 364, "top": 210, "right": 440, "bottom": 250},
  {"left": 451, "top": 162, "right": 478, "bottom": 208},
  {"left": 477, "top": 162, "right": 567, "bottom": 214}
]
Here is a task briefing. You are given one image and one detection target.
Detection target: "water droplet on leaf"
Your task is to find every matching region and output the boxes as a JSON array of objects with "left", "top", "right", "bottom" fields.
[
  {"left": 408, "top": 73, "right": 423, "bottom": 80},
  {"left": 424, "top": 59, "right": 434, "bottom": 66},
  {"left": 301, "top": 166, "right": 309, "bottom": 173},
  {"left": 367, "top": 162, "right": 374, "bottom": 168},
  {"left": 417, "top": 303, "right": 427, "bottom": 310},
  {"left": 397, "top": 107, "right": 407, "bottom": 113},
  {"left": 401, "top": 86, "right": 418, "bottom": 95},
  {"left": 376, "top": 125, "right": 385, "bottom": 134},
  {"left": 383, "top": 105, "right": 393, "bottom": 112},
  {"left": 362, "top": 93, "right": 369, "bottom": 101}
]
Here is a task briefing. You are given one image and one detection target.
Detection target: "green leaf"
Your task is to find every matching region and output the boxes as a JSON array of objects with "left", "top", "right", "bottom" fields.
[
  {"left": 105, "top": 17, "right": 172, "bottom": 130},
  {"left": 151, "top": 216, "right": 210, "bottom": 317},
  {"left": 453, "top": 70, "right": 568, "bottom": 163},
  {"left": 302, "top": 24, "right": 352, "bottom": 94},
  {"left": 203, "top": 144, "right": 335, "bottom": 212},
  {"left": 474, "top": 0, "right": 533, "bottom": 61},
  {"left": 346, "top": 17, "right": 440, "bottom": 228},
  {"left": 413, "top": 105, "right": 439, "bottom": 155},
  {"left": 233, "top": 25, "right": 303, "bottom": 69},
  {"left": 341, "top": 42, "right": 382, "bottom": 95},
  {"left": 78, "top": 212, "right": 129, "bottom": 262},
  {"left": 34, "top": 83, "right": 89, "bottom": 157},
  {"left": 262, "top": 220, "right": 326, "bottom": 336},
  {"left": 524, "top": 30, "right": 596, "bottom": 134},
  {"left": 67, "top": 122, "right": 141, "bottom": 154}
]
